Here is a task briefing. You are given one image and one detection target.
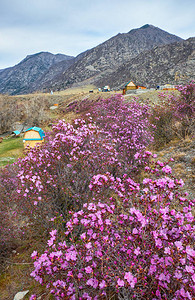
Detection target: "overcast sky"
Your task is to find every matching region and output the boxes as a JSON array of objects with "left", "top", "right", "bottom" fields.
[{"left": 0, "top": 0, "right": 194, "bottom": 69}]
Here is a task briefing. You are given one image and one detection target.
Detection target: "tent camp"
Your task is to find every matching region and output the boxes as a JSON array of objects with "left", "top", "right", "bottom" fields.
[{"left": 23, "top": 127, "right": 45, "bottom": 148}]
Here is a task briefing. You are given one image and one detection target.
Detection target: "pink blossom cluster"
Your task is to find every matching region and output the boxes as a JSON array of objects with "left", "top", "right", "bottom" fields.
[
  {"left": 80, "top": 94, "right": 154, "bottom": 175},
  {"left": 31, "top": 156, "right": 195, "bottom": 299},
  {"left": 157, "top": 82, "right": 195, "bottom": 125},
  {"left": 0, "top": 95, "right": 154, "bottom": 235}
]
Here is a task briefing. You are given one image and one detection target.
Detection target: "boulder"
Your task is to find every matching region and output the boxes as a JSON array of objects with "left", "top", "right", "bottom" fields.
[{"left": 13, "top": 290, "right": 29, "bottom": 300}]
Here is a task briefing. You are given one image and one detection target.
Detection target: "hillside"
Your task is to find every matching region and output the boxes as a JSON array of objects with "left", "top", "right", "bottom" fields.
[
  {"left": 93, "top": 37, "right": 195, "bottom": 88},
  {"left": 0, "top": 24, "right": 184, "bottom": 95},
  {"left": 0, "top": 52, "right": 74, "bottom": 95},
  {"left": 39, "top": 24, "right": 183, "bottom": 91}
]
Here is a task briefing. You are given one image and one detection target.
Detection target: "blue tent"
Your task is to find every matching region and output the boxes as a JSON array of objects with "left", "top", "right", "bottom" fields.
[{"left": 13, "top": 130, "right": 21, "bottom": 136}]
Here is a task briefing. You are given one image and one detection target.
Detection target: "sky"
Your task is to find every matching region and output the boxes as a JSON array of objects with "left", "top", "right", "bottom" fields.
[{"left": 0, "top": 0, "right": 194, "bottom": 69}]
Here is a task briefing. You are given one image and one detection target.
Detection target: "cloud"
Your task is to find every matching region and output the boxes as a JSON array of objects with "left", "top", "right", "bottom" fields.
[{"left": 0, "top": 0, "right": 194, "bottom": 68}]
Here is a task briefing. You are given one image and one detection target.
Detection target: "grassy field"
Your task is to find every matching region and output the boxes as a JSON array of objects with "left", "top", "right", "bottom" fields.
[{"left": 0, "top": 137, "right": 24, "bottom": 167}]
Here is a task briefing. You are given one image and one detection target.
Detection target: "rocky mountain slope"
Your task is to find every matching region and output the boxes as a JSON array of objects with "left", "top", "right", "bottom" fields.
[
  {"left": 0, "top": 25, "right": 184, "bottom": 95},
  {"left": 38, "top": 24, "right": 183, "bottom": 91},
  {"left": 93, "top": 37, "right": 195, "bottom": 89},
  {"left": 0, "top": 52, "right": 74, "bottom": 95}
]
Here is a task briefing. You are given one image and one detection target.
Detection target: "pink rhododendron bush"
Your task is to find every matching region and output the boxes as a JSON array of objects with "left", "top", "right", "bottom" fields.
[
  {"left": 30, "top": 154, "right": 195, "bottom": 299},
  {"left": 152, "top": 81, "right": 195, "bottom": 146},
  {"left": 0, "top": 95, "right": 154, "bottom": 242},
  {"left": 71, "top": 94, "right": 154, "bottom": 173},
  {"left": 0, "top": 91, "right": 194, "bottom": 299}
]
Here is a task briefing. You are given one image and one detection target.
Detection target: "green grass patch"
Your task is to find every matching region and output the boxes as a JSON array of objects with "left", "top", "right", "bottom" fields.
[{"left": 0, "top": 137, "right": 24, "bottom": 167}]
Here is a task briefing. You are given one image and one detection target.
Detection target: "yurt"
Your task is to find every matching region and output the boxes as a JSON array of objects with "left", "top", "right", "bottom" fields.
[{"left": 23, "top": 127, "right": 45, "bottom": 148}]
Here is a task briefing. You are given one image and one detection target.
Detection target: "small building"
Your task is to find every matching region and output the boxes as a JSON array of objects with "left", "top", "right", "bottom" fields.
[
  {"left": 137, "top": 85, "right": 147, "bottom": 90},
  {"left": 125, "top": 81, "right": 137, "bottom": 91},
  {"left": 162, "top": 84, "right": 176, "bottom": 90},
  {"left": 23, "top": 127, "right": 45, "bottom": 148},
  {"left": 123, "top": 81, "right": 146, "bottom": 95},
  {"left": 102, "top": 85, "right": 110, "bottom": 92},
  {"left": 157, "top": 84, "right": 176, "bottom": 90}
]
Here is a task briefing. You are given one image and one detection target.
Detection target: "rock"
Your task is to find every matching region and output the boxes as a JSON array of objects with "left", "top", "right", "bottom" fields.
[
  {"left": 13, "top": 290, "right": 29, "bottom": 300},
  {"left": 49, "top": 106, "right": 58, "bottom": 110}
]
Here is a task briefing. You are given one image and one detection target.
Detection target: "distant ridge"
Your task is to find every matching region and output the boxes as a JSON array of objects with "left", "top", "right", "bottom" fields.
[
  {"left": 0, "top": 24, "right": 192, "bottom": 95},
  {"left": 38, "top": 24, "right": 183, "bottom": 92},
  {"left": 93, "top": 38, "right": 195, "bottom": 88},
  {"left": 0, "top": 52, "right": 75, "bottom": 95}
]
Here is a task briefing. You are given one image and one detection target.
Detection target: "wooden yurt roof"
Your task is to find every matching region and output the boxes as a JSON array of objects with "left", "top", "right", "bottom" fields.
[
  {"left": 122, "top": 80, "right": 146, "bottom": 89},
  {"left": 125, "top": 81, "right": 136, "bottom": 87}
]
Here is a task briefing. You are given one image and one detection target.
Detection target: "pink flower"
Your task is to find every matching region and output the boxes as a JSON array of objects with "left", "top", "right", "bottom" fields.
[
  {"left": 86, "top": 278, "right": 98, "bottom": 288},
  {"left": 164, "top": 247, "right": 171, "bottom": 255},
  {"left": 85, "top": 242, "right": 92, "bottom": 249},
  {"left": 186, "top": 246, "right": 195, "bottom": 257},
  {"left": 149, "top": 264, "right": 156, "bottom": 274},
  {"left": 117, "top": 279, "right": 125, "bottom": 287},
  {"left": 50, "top": 229, "right": 57, "bottom": 237},
  {"left": 80, "top": 233, "right": 86, "bottom": 240},
  {"left": 159, "top": 273, "right": 166, "bottom": 281},
  {"left": 85, "top": 266, "right": 93, "bottom": 274},
  {"left": 124, "top": 272, "right": 137, "bottom": 288},
  {"left": 180, "top": 288, "right": 186, "bottom": 297},
  {"left": 155, "top": 238, "right": 162, "bottom": 247},
  {"left": 31, "top": 251, "right": 38, "bottom": 259},
  {"left": 179, "top": 179, "right": 184, "bottom": 187},
  {"left": 47, "top": 238, "right": 54, "bottom": 247},
  {"left": 77, "top": 273, "right": 83, "bottom": 278},
  {"left": 99, "top": 280, "right": 106, "bottom": 289},
  {"left": 185, "top": 265, "right": 194, "bottom": 274},
  {"left": 134, "top": 152, "right": 140, "bottom": 159},
  {"left": 132, "top": 228, "right": 138, "bottom": 234},
  {"left": 174, "top": 270, "right": 182, "bottom": 279},
  {"left": 134, "top": 247, "right": 141, "bottom": 256},
  {"left": 174, "top": 241, "right": 183, "bottom": 251},
  {"left": 162, "top": 165, "right": 172, "bottom": 174}
]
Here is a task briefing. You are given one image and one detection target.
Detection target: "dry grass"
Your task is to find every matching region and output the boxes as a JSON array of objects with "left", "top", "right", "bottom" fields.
[
  {"left": 0, "top": 237, "right": 54, "bottom": 300},
  {"left": 173, "top": 152, "right": 186, "bottom": 161}
]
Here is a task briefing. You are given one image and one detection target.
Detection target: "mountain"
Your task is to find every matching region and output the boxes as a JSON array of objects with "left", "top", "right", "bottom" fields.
[
  {"left": 93, "top": 37, "right": 195, "bottom": 89},
  {"left": 0, "top": 52, "right": 74, "bottom": 95},
  {"left": 0, "top": 25, "right": 189, "bottom": 94},
  {"left": 37, "top": 24, "right": 183, "bottom": 91}
]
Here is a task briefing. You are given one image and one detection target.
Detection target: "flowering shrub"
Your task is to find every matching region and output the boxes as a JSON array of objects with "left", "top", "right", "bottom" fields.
[
  {"left": 0, "top": 91, "right": 194, "bottom": 298},
  {"left": 152, "top": 82, "right": 195, "bottom": 146},
  {"left": 173, "top": 82, "right": 195, "bottom": 139},
  {"left": 79, "top": 94, "right": 154, "bottom": 174},
  {"left": 175, "top": 81, "right": 195, "bottom": 119},
  {"left": 31, "top": 154, "right": 195, "bottom": 299},
  {"left": 12, "top": 119, "right": 120, "bottom": 225},
  {"left": 0, "top": 95, "right": 153, "bottom": 237}
]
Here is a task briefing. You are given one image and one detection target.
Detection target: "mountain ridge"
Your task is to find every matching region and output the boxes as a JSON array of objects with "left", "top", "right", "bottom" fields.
[
  {"left": 0, "top": 52, "right": 75, "bottom": 95},
  {"left": 36, "top": 24, "right": 184, "bottom": 92},
  {"left": 0, "top": 24, "right": 193, "bottom": 95},
  {"left": 92, "top": 37, "right": 195, "bottom": 89}
]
